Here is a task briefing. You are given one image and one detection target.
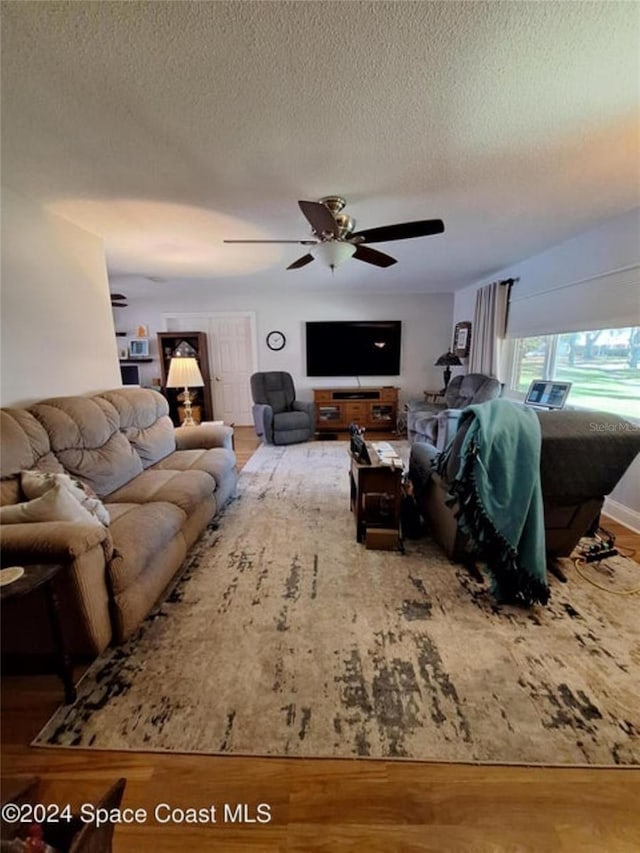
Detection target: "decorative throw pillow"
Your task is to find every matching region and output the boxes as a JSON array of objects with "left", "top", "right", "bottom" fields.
[
  {"left": 20, "top": 470, "right": 110, "bottom": 526},
  {"left": 0, "top": 481, "right": 102, "bottom": 525}
]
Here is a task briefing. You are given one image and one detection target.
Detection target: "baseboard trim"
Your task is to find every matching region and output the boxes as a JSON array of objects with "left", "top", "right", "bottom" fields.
[{"left": 602, "top": 497, "right": 640, "bottom": 534}]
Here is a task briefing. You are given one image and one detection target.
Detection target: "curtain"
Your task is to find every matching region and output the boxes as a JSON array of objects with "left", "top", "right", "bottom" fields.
[{"left": 469, "top": 281, "right": 510, "bottom": 380}]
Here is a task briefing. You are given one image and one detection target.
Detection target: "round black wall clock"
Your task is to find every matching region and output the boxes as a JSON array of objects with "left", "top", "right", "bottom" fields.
[{"left": 266, "top": 330, "right": 286, "bottom": 351}]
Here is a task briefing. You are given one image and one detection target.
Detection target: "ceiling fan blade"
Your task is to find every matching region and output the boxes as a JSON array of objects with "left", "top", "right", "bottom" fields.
[
  {"left": 287, "top": 253, "right": 315, "bottom": 270},
  {"left": 298, "top": 201, "right": 340, "bottom": 239},
  {"left": 111, "top": 302, "right": 127, "bottom": 307},
  {"left": 223, "top": 239, "right": 317, "bottom": 244},
  {"left": 110, "top": 293, "right": 127, "bottom": 301},
  {"left": 352, "top": 219, "right": 445, "bottom": 244},
  {"left": 353, "top": 245, "right": 397, "bottom": 268}
]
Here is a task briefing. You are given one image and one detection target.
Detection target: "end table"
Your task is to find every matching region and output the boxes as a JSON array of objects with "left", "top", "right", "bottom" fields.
[
  {"left": 423, "top": 389, "right": 446, "bottom": 404},
  {"left": 1, "top": 563, "right": 77, "bottom": 704}
]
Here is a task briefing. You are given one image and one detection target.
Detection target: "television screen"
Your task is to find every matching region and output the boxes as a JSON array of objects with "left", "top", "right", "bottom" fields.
[{"left": 306, "top": 321, "right": 401, "bottom": 377}]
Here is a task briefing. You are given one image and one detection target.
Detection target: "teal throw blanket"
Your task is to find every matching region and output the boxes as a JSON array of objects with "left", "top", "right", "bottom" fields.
[{"left": 438, "top": 398, "right": 549, "bottom": 606}]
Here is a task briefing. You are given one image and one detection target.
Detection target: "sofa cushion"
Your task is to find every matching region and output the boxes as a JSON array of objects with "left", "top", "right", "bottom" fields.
[
  {"left": 99, "top": 388, "right": 176, "bottom": 468},
  {"left": 152, "top": 448, "right": 236, "bottom": 484},
  {"left": 0, "top": 482, "right": 102, "bottom": 526},
  {"left": 106, "top": 502, "right": 186, "bottom": 594},
  {"left": 30, "top": 396, "right": 143, "bottom": 497},
  {"left": 0, "top": 409, "right": 64, "bottom": 490},
  {"left": 105, "top": 469, "right": 215, "bottom": 516}
]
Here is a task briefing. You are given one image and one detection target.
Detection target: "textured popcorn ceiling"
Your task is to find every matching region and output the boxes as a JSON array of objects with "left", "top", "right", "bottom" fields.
[{"left": 2, "top": 1, "right": 639, "bottom": 292}]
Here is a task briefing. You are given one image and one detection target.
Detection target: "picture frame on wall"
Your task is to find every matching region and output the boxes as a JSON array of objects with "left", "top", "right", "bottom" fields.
[
  {"left": 128, "top": 338, "right": 149, "bottom": 358},
  {"left": 453, "top": 321, "right": 471, "bottom": 358}
]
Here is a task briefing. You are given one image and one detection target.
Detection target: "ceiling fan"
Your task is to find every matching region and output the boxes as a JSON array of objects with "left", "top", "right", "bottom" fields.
[
  {"left": 110, "top": 292, "right": 128, "bottom": 307},
  {"left": 223, "top": 196, "right": 444, "bottom": 270}
]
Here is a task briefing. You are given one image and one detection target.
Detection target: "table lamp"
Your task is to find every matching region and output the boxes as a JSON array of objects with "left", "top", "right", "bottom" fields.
[
  {"left": 166, "top": 356, "right": 204, "bottom": 427},
  {"left": 434, "top": 350, "right": 462, "bottom": 392}
]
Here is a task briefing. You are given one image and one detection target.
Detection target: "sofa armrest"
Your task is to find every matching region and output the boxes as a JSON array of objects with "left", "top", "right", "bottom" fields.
[
  {"left": 174, "top": 423, "right": 234, "bottom": 451},
  {"left": 0, "top": 521, "right": 110, "bottom": 562}
]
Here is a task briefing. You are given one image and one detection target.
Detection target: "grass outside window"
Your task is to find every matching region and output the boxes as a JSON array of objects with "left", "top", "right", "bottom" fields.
[{"left": 510, "top": 328, "right": 640, "bottom": 418}]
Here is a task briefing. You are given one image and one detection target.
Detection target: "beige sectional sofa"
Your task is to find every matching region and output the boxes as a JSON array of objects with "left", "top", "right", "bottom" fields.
[{"left": 0, "top": 388, "right": 237, "bottom": 656}]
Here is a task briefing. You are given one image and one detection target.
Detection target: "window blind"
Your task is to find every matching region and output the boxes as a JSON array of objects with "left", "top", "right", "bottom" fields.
[{"left": 507, "top": 265, "right": 640, "bottom": 338}]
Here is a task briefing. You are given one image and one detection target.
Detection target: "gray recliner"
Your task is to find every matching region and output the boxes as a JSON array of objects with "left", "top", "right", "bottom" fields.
[
  {"left": 250, "top": 372, "right": 315, "bottom": 445},
  {"left": 407, "top": 373, "right": 502, "bottom": 449}
]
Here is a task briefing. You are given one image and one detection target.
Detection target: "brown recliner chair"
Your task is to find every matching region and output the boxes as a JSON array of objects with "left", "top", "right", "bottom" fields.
[{"left": 409, "top": 407, "right": 640, "bottom": 560}]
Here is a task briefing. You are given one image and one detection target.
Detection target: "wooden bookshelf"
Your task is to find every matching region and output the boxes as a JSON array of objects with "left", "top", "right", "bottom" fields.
[{"left": 157, "top": 332, "right": 213, "bottom": 426}]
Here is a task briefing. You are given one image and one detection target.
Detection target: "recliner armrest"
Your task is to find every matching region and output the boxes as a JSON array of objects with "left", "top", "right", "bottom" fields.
[
  {"left": 252, "top": 403, "right": 274, "bottom": 440},
  {"left": 407, "top": 399, "right": 446, "bottom": 415},
  {"left": 435, "top": 408, "right": 465, "bottom": 451},
  {"left": 292, "top": 400, "right": 315, "bottom": 418}
]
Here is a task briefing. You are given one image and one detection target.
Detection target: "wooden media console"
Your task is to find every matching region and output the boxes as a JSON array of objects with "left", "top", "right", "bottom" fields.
[{"left": 313, "top": 386, "right": 398, "bottom": 433}]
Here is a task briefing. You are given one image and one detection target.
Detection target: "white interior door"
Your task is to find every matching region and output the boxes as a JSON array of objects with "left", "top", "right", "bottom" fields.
[
  {"left": 208, "top": 315, "right": 254, "bottom": 425},
  {"left": 164, "top": 312, "right": 256, "bottom": 425}
]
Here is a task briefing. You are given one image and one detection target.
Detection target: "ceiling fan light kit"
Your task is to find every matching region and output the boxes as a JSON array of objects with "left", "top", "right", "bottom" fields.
[
  {"left": 312, "top": 241, "right": 356, "bottom": 270},
  {"left": 224, "top": 196, "right": 445, "bottom": 272}
]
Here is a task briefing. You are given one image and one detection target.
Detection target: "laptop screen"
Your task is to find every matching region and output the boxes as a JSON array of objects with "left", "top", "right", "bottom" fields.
[{"left": 524, "top": 380, "right": 572, "bottom": 410}]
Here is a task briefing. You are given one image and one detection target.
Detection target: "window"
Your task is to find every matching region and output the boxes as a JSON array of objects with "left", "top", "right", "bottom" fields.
[{"left": 508, "top": 327, "right": 640, "bottom": 418}]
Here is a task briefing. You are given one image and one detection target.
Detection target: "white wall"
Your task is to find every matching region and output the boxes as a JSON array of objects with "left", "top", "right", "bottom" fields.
[
  {"left": 452, "top": 208, "right": 640, "bottom": 526},
  {"left": 1, "top": 188, "right": 121, "bottom": 406},
  {"left": 112, "top": 279, "right": 454, "bottom": 407}
]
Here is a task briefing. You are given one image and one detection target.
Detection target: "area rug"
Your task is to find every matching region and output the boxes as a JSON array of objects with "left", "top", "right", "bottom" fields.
[{"left": 34, "top": 442, "right": 640, "bottom": 765}]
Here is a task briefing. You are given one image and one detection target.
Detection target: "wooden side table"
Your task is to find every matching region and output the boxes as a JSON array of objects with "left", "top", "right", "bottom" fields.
[
  {"left": 423, "top": 389, "right": 446, "bottom": 404},
  {"left": 1, "top": 563, "right": 77, "bottom": 704},
  {"left": 349, "top": 447, "right": 403, "bottom": 550}
]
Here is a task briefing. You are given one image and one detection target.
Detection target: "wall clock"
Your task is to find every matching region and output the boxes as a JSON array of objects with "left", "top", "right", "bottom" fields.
[{"left": 266, "top": 330, "right": 286, "bottom": 351}]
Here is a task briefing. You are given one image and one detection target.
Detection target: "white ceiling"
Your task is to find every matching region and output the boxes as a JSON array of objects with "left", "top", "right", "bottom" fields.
[{"left": 2, "top": 1, "right": 639, "bottom": 293}]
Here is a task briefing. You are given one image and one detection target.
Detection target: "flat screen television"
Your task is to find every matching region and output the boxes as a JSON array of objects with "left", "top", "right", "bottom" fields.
[{"left": 306, "top": 321, "right": 401, "bottom": 377}]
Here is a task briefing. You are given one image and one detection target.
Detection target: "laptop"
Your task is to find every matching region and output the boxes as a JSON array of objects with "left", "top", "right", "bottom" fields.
[{"left": 524, "top": 380, "right": 572, "bottom": 410}]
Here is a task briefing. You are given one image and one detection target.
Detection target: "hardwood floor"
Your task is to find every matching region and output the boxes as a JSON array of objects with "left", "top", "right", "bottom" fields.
[{"left": 2, "top": 426, "right": 639, "bottom": 852}]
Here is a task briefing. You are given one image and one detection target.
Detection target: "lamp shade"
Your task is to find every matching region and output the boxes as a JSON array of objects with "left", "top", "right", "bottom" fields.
[
  {"left": 166, "top": 356, "right": 204, "bottom": 388},
  {"left": 312, "top": 241, "right": 356, "bottom": 269},
  {"left": 434, "top": 350, "right": 462, "bottom": 367}
]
